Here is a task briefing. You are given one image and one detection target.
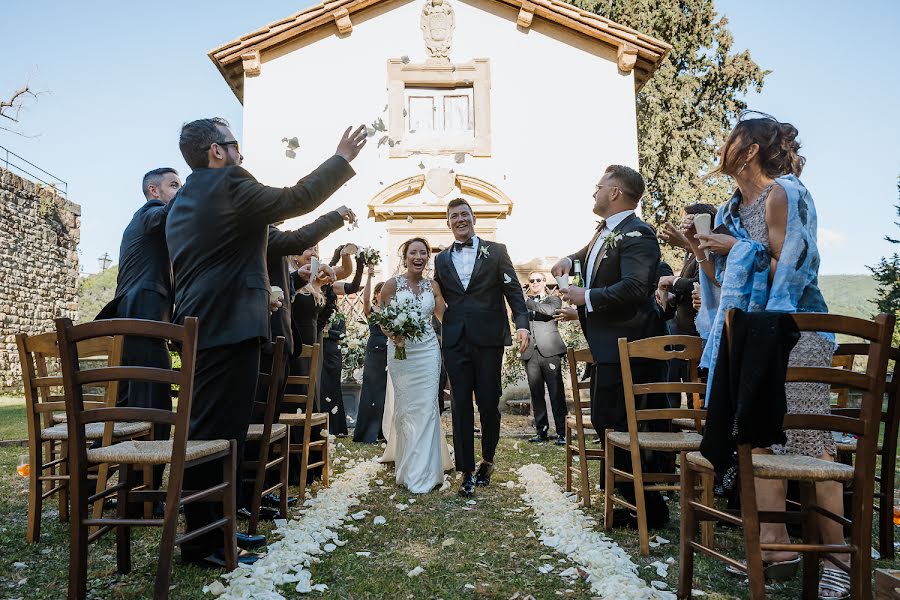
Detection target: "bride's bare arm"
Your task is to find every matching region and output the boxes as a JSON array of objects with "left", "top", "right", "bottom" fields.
[{"left": 431, "top": 279, "right": 447, "bottom": 322}]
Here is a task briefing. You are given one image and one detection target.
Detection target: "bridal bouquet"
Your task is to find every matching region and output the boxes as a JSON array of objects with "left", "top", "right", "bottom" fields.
[
  {"left": 358, "top": 246, "right": 381, "bottom": 266},
  {"left": 370, "top": 296, "right": 429, "bottom": 359}
]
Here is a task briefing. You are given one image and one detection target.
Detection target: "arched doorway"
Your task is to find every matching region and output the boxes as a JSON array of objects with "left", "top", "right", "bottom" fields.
[{"left": 367, "top": 170, "right": 513, "bottom": 274}]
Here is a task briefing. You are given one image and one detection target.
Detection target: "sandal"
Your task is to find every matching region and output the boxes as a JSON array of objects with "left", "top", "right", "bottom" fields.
[
  {"left": 725, "top": 555, "right": 801, "bottom": 581},
  {"left": 818, "top": 567, "right": 850, "bottom": 600}
]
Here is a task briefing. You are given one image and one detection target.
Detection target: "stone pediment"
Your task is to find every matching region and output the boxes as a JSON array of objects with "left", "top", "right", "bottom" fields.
[
  {"left": 368, "top": 172, "right": 512, "bottom": 221},
  {"left": 209, "top": 0, "right": 670, "bottom": 103}
]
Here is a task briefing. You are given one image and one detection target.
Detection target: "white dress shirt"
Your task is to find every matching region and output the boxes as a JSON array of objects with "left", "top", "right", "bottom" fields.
[
  {"left": 450, "top": 235, "right": 479, "bottom": 289},
  {"left": 584, "top": 209, "right": 634, "bottom": 313}
]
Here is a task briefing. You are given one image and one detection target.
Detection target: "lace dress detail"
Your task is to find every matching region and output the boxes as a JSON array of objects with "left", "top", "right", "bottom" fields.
[{"left": 738, "top": 184, "right": 836, "bottom": 458}]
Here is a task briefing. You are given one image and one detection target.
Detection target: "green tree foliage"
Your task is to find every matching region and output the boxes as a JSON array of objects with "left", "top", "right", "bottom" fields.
[
  {"left": 569, "top": 0, "right": 768, "bottom": 229},
  {"left": 867, "top": 179, "right": 900, "bottom": 344},
  {"left": 76, "top": 266, "right": 118, "bottom": 324}
]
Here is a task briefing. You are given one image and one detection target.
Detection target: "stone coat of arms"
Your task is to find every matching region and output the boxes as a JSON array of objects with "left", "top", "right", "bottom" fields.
[{"left": 421, "top": 0, "right": 455, "bottom": 60}]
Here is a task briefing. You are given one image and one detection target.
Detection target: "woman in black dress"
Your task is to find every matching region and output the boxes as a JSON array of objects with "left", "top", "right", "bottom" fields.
[
  {"left": 317, "top": 245, "right": 365, "bottom": 436},
  {"left": 353, "top": 265, "right": 387, "bottom": 443}
]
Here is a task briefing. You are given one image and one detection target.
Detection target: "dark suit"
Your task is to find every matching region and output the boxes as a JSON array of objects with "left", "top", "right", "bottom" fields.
[
  {"left": 521, "top": 294, "right": 568, "bottom": 438},
  {"left": 567, "top": 212, "right": 669, "bottom": 526},
  {"left": 96, "top": 199, "right": 174, "bottom": 487},
  {"left": 433, "top": 239, "right": 529, "bottom": 473},
  {"left": 165, "top": 157, "right": 354, "bottom": 559}
]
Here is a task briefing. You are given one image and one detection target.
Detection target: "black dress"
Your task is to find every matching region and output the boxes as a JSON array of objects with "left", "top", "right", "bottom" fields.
[
  {"left": 317, "top": 285, "right": 349, "bottom": 436},
  {"left": 353, "top": 318, "right": 387, "bottom": 443}
]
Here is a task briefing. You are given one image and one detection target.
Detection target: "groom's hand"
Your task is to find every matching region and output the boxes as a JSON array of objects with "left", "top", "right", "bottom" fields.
[
  {"left": 516, "top": 329, "right": 529, "bottom": 353},
  {"left": 563, "top": 286, "right": 587, "bottom": 306}
]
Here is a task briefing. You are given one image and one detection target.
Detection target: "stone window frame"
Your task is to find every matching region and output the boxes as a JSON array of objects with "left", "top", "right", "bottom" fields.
[{"left": 387, "top": 58, "right": 491, "bottom": 158}]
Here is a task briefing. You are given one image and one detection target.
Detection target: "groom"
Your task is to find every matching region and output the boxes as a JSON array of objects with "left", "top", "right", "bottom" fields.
[{"left": 434, "top": 198, "right": 530, "bottom": 497}]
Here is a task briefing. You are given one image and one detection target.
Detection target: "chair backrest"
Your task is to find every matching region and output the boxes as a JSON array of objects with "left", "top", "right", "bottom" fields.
[
  {"left": 17, "top": 331, "right": 123, "bottom": 442},
  {"left": 54, "top": 317, "right": 198, "bottom": 474},
  {"left": 251, "top": 336, "right": 286, "bottom": 439},
  {"left": 617, "top": 335, "right": 707, "bottom": 431},
  {"left": 282, "top": 343, "right": 322, "bottom": 421},
  {"left": 566, "top": 347, "right": 593, "bottom": 429},
  {"left": 723, "top": 311, "right": 894, "bottom": 465}
]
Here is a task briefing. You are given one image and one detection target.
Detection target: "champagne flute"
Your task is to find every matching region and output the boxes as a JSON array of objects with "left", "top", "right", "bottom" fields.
[{"left": 17, "top": 454, "right": 30, "bottom": 478}]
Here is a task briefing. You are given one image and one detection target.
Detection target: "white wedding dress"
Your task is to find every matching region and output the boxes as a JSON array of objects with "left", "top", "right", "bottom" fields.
[{"left": 380, "top": 275, "right": 453, "bottom": 493}]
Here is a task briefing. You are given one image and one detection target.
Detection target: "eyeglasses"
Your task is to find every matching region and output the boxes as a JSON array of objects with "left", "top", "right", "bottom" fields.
[
  {"left": 595, "top": 183, "right": 618, "bottom": 192},
  {"left": 529, "top": 278, "right": 543, "bottom": 283},
  {"left": 209, "top": 140, "right": 240, "bottom": 153}
]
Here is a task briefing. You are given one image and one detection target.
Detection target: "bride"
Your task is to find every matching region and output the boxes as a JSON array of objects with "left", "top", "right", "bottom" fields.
[{"left": 378, "top": 237, "right": 453, "bottom": 493}]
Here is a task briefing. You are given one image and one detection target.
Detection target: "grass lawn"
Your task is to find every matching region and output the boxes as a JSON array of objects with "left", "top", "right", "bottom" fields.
[
  {"left": 0, "top": 431, "right": 897, "bottom": 599},
  {"left": 0, "top": 396, "right": 27, "bottom": 441}
]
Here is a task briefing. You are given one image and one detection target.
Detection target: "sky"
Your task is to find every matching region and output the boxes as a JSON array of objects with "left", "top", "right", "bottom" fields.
[{"left": 2, "top": 0, "right": 898, "bottom": 275}]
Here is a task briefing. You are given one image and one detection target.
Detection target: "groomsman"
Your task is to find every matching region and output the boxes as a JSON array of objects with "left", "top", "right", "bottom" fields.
[
  {"left": 166, "top": 118, "right": 366, "bottom": 567},
  {"left": 520, "top": 272, "right": 568, "bottom": 445},
  {"left": 96, "top": 168, "right": 181, "bottom": 493},
  {"left": 434, "top": 198, "right": 530, "bottom": 497},
  {"left": 552, "top": 165, "right": 669, "bottom": 529}
]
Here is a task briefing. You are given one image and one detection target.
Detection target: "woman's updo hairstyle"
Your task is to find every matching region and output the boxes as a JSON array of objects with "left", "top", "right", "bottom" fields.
[
  {"left": 717, "top": 111, "right": 805, "bottom": 178},
  {"left": 399, "top": 237, "right": 431, "bottom": 268}
]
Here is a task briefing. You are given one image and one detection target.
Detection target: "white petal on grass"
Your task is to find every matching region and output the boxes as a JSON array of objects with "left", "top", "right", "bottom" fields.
[
  {"left": 538, "top": 564, "right": 554, "bottom": 574},
  {"left": 323, "top": 543, "right": 337, "bottom": 553},
  {"left": 396, "top": 503, "right": 409, "bottom": 511},
  {"left": 407, "top": 566, "right": 424, "bottom": 577},
  {"left": 373, "top": 516, "right": 387, "bottom": 525},
  {"left": 356, "top": 551, "right": 371, "bottom": 557},
  {"left": 442, "top": 538, "right": 456, "bottom": 547},
  {"left": 466, "top": 500, "right": 477, "bottom": 505},
  {"left": 464, "top": 584, "right": 476, "bottom": 590}
]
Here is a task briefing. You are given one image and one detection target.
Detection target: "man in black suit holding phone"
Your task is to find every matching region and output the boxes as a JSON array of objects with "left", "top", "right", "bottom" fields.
[
  {"left": 166, "top": 118, "right": 366, "bottom": 566},
  {"left": 552, "top": 164, "right": 669, "bottom": 529}
]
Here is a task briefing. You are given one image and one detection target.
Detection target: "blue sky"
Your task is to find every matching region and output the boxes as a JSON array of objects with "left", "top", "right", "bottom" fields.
[{"left": 2, "top": 1, "right": 898, "bottom": 274}]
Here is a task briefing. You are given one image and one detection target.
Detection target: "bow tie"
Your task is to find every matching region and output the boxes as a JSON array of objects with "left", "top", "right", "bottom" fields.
[
  {"left": 452, "top": 238, "right": 474, "bottom": 252},
  {"left": 529, "top": 295, "right": 541, "bottom": 301}
]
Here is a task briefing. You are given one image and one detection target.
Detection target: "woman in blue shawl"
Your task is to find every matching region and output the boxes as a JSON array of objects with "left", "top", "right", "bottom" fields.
[{"left": 684, "top": 113, "right": 848, "bottom": 599}]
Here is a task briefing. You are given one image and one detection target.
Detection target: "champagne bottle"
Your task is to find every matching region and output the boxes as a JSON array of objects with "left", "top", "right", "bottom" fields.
[{"left": 572, "top": 259, "right": 584, "bottom": 287}]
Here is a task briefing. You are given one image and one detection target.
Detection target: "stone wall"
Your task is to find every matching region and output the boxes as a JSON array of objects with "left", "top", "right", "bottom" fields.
[{"left": 0, "top": 166, "right": 80, "bottom": 389}]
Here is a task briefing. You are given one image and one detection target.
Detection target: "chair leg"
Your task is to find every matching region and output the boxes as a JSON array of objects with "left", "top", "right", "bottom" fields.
[
  {"left": 737, "top": 456, "right": 766, "bottom": 600},
  {"left": 700, "top": 471, "right": 714, "bottom": 550},
  {"left": 578, "top": 432, "right": 592, "bottom": 508},
  {"left": 629, "top": 446, "right": 650, "bottom": 557},
  {"left": 26, "top": 439, "right": 43, "bottom": 543},
  {"left": 298, "top": 441, "right": 309, "bottom": 502},
  {"left": 143, "top": 465, "right": 153, "bottom": 520},
  {"left": 798, "top": 482, "right": 818, "bottom": 600},
  {"left": 59, "top": 442, "right": 70, "bottom": 523},
  {"left": 565, "top": 424, "right": 573, "bottom": 494},
  {"left": 322, "top": 429, "right": 330, "bottom": 488},
  {"left": 154, "top": 462, "right": 183, "bottom": 600},
  {"left": 247, "top": 466, "right": 263, "bottom": 537},
  {"left": 678, "top": 458, "right": 697, "bottom": 599},
  {"left": 603, "top": 433, "right": 614, "bottom": 529},
  {"left": 91, "top": 460, "right": 111, "bottom": 529},
  {"left": 115, "top": 464, "right": 132, "bottom": 575},
  {"left": 879, "top": 457, "right": 896, "bottom": 559},
  {"left": 68, "top": 461, "right": 88, "bottom": 600},
  {"left": 279, "top": 440, "right": 289, "bottom": 518},
  {"left": 222, "top": 443, "right": 238, "bottom": 571}
]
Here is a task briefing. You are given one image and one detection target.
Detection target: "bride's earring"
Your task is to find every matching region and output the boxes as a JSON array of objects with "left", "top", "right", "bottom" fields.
[{"left": 737, "top": 161, "right": 748, "bottom": 175}]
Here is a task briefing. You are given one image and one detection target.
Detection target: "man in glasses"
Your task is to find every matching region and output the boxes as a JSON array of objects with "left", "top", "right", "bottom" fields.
[
  {"left": 166, "top": 117, "right": 367, "bottom": 568},
  {"left": 520, "top": 272, "right": 568, "bottom": 445}
]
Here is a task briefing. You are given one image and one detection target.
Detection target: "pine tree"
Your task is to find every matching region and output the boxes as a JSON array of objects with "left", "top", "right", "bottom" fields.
[
  {"left": 868, "top": 179, "right": 900, "bottom": 343},
  {"left": 569, "top": 0, "right": 768, "bottom": 229}
]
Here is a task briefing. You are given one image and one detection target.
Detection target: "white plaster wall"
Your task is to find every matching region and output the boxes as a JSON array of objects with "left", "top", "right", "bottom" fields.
[{"left": 240, "top": 0, "right": 639, "bottom": 270}]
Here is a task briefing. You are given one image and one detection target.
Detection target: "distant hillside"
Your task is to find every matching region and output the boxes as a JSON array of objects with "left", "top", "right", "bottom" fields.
[
  {"left": 818, "top": 274, "right": 878, "bottom": 319},
  {"left": 76, "top": 266, "right": 118, "bottom": 324}
]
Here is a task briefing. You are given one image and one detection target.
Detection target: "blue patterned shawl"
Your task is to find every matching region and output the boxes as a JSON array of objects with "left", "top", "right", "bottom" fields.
[{"left": 698, "top": 175, "right": 833, "bottom": 389}]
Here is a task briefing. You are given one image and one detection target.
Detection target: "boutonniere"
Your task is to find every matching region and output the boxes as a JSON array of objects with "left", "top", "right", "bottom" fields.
[
  {"left": 478, "top": 244, "right": 491, "bottom": 259},
  {"left": 603, "top": 232, "right": 623, "bottom": 249}
]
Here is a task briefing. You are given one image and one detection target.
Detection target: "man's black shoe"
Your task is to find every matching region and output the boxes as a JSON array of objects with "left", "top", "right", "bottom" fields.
[
  {"left": 458, "top": 473, "right": 476, "bottom": 497},
  {"left": 555, "top": 435, "right": 566, "bottom": 446},
  {"left": 474, "top": 461, "right": 494, "bottom": 487},
  {"left": 611, "top": 508, "right": 638, "bottom": 529},
  {"left": 183, "top": 549, "right": 261, "bottom": 569},
  {"left": 236, "top": 532, "right": 267, "bottom": 550},
  {"left": 262, "top": 493, "right": 297, "bottom": 508},
  {"left": 528, "top": 434, "right": 548, "bottom": 443}
]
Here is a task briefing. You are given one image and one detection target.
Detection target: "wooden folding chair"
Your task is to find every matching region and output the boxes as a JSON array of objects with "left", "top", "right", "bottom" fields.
[
  {"left": 17, "top": 331, "right": 151, "bottom": 543},
  {"left": 830, "top": 342, "right": 900, "bottom": 560},
  {"left": 564, "top": 347, "right": 603, "bottom": 507},
  {"left": 56, "top": 317, "right": 238, "bottom": 600},
  {"left": 242, "top": 336, "right": 289, "bottom": 535},
  {"left": 604, "top": 335, "right": 709, "bottom": 556},
  {"left": 279, "top": 343, "right": 328, "bottom": 501},
  {"left": 678, "top": 312, "right": 894, "bottom": 600}
]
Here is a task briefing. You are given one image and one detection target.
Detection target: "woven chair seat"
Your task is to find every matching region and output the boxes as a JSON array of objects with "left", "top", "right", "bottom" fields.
[
  {"left": 565, "top": 415, "right": 595, "bottom": 432},
  {"left": 86, "top": 439, "right": 229, "bottom": 465},
  {"left": 41, "top": 421, "right": 151, "bottom": 441},
  {"left": 608, "top": 431, "right": 703, "bottom": 451},
  {"left": 280, "top": 412, "right": 327, "bottom": 426},
  {"left": 686, "top": 451, "right": 855, "bottom": 482},
  {"left": 246, "top": 423, "right": 287, "bottom": 442},
  {"left": 52, "top": 411, "right": 67, "bottom": 424},
  {"left": 672, "top": 418, "right": 706, "bottom": 430}
]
